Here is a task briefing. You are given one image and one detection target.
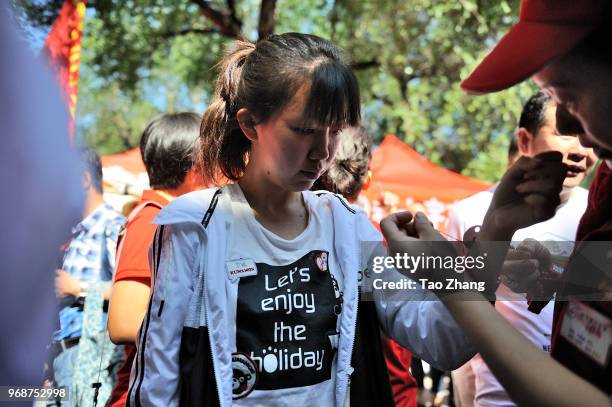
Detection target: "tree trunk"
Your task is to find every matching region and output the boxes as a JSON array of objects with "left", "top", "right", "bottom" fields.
[
  {"left": 191, "top": 0, "right": 244, "bottom": 39},
  {"left": 258, "top": 0, "right": 277, "bottom": 39}
]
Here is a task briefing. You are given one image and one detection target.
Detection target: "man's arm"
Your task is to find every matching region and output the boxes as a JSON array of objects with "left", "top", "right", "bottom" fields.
[
  {"left": 55, "top": 270, "right": 115, "bottom": 301},
  {"left": 381, "top": 212, "right": 611, "bottom": 406},
  {"left": 443, "top": 293, "right": 611, "bottom": 407},
  {"left": 55, "top": 269, "right": 80, "bottom": 298},
  {"left": 379, "top": 152, "right": 610, "bottom": 406}
]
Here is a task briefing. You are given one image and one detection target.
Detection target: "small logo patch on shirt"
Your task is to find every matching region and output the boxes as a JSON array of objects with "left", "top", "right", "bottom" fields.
[
  {"left": 232, "top": 352, "right": 258, "bottom": 399},
  {"left": 227, "top": 259, "right": 258, "bottom": 281}
]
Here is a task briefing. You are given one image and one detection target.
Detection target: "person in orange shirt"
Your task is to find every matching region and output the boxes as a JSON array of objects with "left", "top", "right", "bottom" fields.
[
  {"left": 382, "top": 1, "right": 612, "bottom": 405},
  {"left": 106, "top": 112, "right": 205, "bottom": 407}
]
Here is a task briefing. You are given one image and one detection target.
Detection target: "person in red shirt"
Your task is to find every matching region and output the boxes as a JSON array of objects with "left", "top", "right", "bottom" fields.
[
  {"left": 382, "top": 1, "right": 612, "bottom": 405},
  {"left": 107, "top": 112, "right": 206, "bottom": 407}
]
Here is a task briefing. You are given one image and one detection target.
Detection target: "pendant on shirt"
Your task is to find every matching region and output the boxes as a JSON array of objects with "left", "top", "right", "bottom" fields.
[
  {"left": 232, "top": 352, "right": 258, "bottom": 399},
  {"left": 226, "top": 258, "right": 258, "bottom": 283},
  {"left": 313, "top": 251, "right": 328, "bottom": 273}
]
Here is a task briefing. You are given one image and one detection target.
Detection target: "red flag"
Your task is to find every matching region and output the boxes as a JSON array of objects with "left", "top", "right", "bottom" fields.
[{"left": 42, "top": 0, "right": 86, "bottom": 142}]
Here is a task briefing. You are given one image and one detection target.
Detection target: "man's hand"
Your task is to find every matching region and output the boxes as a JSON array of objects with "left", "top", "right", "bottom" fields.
[
  {"left": 380, "top": 211, "right": 456, "bottom": 280},
  {"left": 483, "top": 151, "right": 567, "bottom": 239},
  {"left": 501, "top": 239, "right": 552, "bottom": 294},
  {"left": 381, "top": 211, "right": 446, "bottom": 243},
  {"left": 55, "top": 270, "right": 80, "bottom": 298}
]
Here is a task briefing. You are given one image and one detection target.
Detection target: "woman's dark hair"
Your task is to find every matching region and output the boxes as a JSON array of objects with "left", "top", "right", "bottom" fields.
[
  {"left": 200, "top": 32, "right": 361, "bottom": 184},
  {"left": 311, "top": 126, "right": 372, "bottom": 201},
  {"left": 140, "top": 112, "right": 202, "bottom": 190}
]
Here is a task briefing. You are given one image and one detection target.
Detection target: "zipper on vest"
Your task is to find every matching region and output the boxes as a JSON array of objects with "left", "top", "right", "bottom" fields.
[
  {"left": 345, "top": 292, "right": 358, "bottom": 400},
  {"left": 201, "top": 188, "right": 226, "bottom": 407},
  {"left": 204, "top": 262, "right": 225, "bottom": 407},
  {"left": 344, "top": 365, "right": 354, "bottom": 407},
  {"left": 346, "top": 365, "right": 354, "bottom": 388},
  {"left": 339, "top": 222, "right": 361, "bottom": 406}
]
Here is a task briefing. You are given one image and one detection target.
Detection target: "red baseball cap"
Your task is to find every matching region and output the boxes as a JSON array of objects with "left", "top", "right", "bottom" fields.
[{"left": 461, "top": 0, "right": 606, "bottom": 94}]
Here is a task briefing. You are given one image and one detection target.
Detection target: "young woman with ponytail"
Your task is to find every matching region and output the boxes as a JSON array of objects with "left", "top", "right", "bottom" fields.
[{"left": 127, "top": 33, "right": 475, "bottom": 407}]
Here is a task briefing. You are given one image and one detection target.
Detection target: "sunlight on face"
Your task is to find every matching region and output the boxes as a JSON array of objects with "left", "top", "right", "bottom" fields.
[
  {"left": 534, "top": 53, "right": 612, "bottom": 168},
  {"left": 528, "top": 104, "right": 591, "bottom": 188}
]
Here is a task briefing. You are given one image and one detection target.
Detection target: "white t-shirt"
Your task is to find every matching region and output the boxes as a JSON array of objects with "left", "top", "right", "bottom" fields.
[
  {"left": 447, "top": 185, "right": 589, "bottom": 407},
  {"left": 226, "top": 184, "right": 344, "bottom": 407}
]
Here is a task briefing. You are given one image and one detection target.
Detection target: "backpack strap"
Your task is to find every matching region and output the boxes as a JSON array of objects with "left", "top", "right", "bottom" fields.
[{"left": 115, "top": 200, "right": 164, "bottom": 264}]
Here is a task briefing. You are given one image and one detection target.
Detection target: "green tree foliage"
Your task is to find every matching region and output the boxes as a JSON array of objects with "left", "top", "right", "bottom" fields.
[
  {"left": 327, "top": 0, "right": 537, "bottom": 181},
  {"left": 15, "top": 0, "right": 536, "bottom": 181}
]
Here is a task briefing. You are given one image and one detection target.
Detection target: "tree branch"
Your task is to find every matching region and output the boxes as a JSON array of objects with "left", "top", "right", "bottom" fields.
[
  {"left": 330, "top": 0, "right": 339, "bottom": 41},
  {"left": 372, "top": 93, "right": 396, "bottom": 107},
  {"left": 227, "top": 0, "right": 237, "bottom": 17},
  {"left": 118, "top": 132, "right": 134, "bottom": 150},
  {"left": 458, "top": 0, "right": 488, "bottom": 30},
  {"left": 160, "top": 27, "right": 220, "bottom": 39},
  {"left": 351, "top": 59, "right": 380, "bottom": 70},
  {"left": 388, "top": 69, "right": 418, "bottom": 101},
  {"left": 190, "top": 0, "right": 244, "bottom": 39},
  {"left": 257, "top": 0, "right": 277, "bottom": 40},
  {"left": 225, "top": 0, "right": 243, "bottom": 30}
]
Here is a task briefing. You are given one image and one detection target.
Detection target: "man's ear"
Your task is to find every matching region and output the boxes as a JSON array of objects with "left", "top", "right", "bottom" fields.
[
  {"left": 82, "top": 171, "right": 92, "bottom": 190},
  {"left": 516, "top": 127, "right": 533, "bottom": 156},
  {"left": 236, "top": 108, "right": 258, "bottom": 141}
]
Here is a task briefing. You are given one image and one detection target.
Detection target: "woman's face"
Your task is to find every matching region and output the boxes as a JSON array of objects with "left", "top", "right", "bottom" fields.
[{"left": 247, "top": 85, "right": 344, "bottom": 191}]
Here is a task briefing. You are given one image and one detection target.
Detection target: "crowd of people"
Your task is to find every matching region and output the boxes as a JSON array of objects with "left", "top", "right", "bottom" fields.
[{"left": 3, "top": 0, "right": 611, "bottom": 406}]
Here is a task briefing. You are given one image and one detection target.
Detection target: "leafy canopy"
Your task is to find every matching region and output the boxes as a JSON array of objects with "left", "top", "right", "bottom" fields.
[{"left": 15, "top": 0, "right": 533, "bottom": 181}]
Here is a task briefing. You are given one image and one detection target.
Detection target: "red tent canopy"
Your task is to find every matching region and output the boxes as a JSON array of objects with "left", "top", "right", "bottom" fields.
[
  {"left": 366, "top": 135, "right": 490, "bottom": 203},
  {"left": 101, "top": 147, "right": 145, "bottom": 174},
  {"left": 363, "top": 135, "right": 491, "bottom": 230}
]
